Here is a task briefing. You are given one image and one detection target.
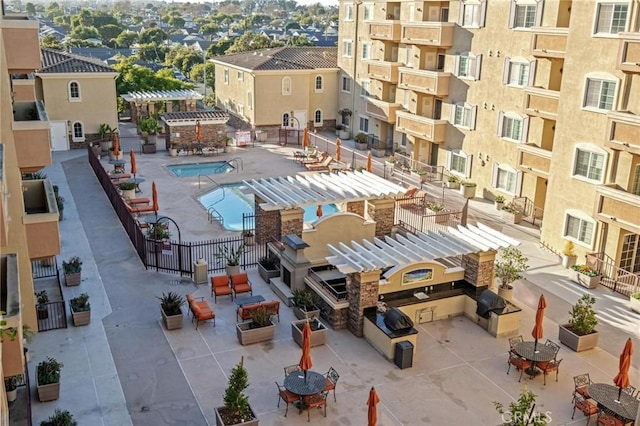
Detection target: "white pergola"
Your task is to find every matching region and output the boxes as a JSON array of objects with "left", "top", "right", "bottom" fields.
[
  {"left": 243, "top": 170, "right": 407, "bottom": 211},
  {"left": 326, "top": 223, "right": 520, "bottom": 277},
  {"left": 121, "top": 89, "right": 204, "bottom": 103}
]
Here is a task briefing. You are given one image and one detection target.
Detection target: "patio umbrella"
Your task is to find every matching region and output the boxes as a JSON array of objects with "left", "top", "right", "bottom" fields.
[
  {"left": 316, "top": 204, "right": 323, "bottom": 218},
  {"left": 113, "top": 133, "right": 120, "bottom": 157},
  {"left": 152, "top": 181, "right": 159, "bottom": 217},
  {"left": 302, "top": 127, "right": 309, "bottom": 149},
  {"left": 298, "top": 321, "right": 313, "bottom": 381},
  {"left": 367, "top": 151, "right": 372, "bottom": 172},
  {"left": 130, "top": 150, "right": 137, "bottom": 177},
  {"left": 613, "top": 338, "right": 633, "bottom": 401},
  {"left": 336, "top": 139, "right": 341, "bottom": 162},
  {"left": 531, "top": 294, "right": 546, "bottom": 352},
  {"left": 196, "top": 120, "right": 202, "bottom": 142},
  {"left": 367, "top": 386, "right": 380, "bottom": 426}
]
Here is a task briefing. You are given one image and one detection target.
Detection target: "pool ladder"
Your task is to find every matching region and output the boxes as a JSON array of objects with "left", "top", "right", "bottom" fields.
[{"left": 207, "top": 205, "right": 224, "bottom": 225}]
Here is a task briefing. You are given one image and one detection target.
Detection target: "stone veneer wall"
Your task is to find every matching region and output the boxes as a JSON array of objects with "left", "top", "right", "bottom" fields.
[
  {"left": 347, "top": 271, "right": 380, "bottom": 337},
  {"left": 166, "top": 123, "right": 227, "bottom": 147},
  {"left": 367, "top": 199, "right": 394, "bottom": 237},
  {"left": 462, "top": 250, "right": 496, "bottom": 288},
  {"left": 280, "top": 208, "right": 304, "bottom": 238},
  {"left": 315, "top": 298, "right": 348, "bottom": 330},
  {"left": 346, "top": 200, "right": 365, "bottom": 217},
  {"left": 254, "top": 195, "right": 280, "bottom": 244}
]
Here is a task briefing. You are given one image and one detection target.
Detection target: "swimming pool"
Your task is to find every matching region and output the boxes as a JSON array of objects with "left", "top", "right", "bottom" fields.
[
  {"left": 167, "top": 161, "right": 234, "bottom": 177},
  {"left": 198, "top": 184, "right": 339, "bottom": 231}
]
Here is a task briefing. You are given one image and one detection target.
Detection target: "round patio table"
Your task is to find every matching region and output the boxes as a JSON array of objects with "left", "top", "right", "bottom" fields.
[
  {"left": 588, "top": 383, "right": 639, "bottom": 421},
  {"left": 284, "top": 371, "right": 326, "bottom": 396},
  {"left": 514, "top": 342, "right": 556, "bottom": 377}
]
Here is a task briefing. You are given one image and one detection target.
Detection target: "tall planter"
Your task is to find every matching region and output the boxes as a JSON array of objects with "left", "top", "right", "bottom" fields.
[
  {"left": 161, "top": 309, "right": 183, "bottom": 330},
  {"left": 214, "top": 406, "right": 259, "bottom": 426},
  {"left": 630, "top": 294, "right": 640, "bottom": 314},
  {"left": 570, "top": 270, "right": 601, "bottom": 289},
  {"left": 258, "top": 264, "right": 279, "bottom": 283},
  {"left": 291, "top": 319, "right": 328, "bottom": 347},
  {"left": 293, "top": 305, "right": 320, "bottom": 320},
  {"left": 501, "top": 210, "right": 523, "bottom": 224},
  {"left": 558, "top": 324, "right": 599, "bottom": 352},
  {"left": 71, "top": 308, "right": 91, "bottom": 326},
  {"left": 460, "top": 185, "right": 476, "bottom": 199},
  {"left": 236, "top": 321, "right": 275, "bottom": 345},
  {"left": 37, "top": 381, "right": 60, "bottom": 402},
  {"left": 142, "top": 143, "right": 157, "bottom": 154},
  {"left": 64, "top": 272, "right": 81, "bottom": 287}
]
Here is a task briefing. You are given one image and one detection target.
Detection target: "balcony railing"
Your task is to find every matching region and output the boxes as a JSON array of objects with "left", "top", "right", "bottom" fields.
[
  {"left": 368, "top": 20, "right": 401, "bottom": 42},
  {"left": 396, "top": 111, "right": 447, "bottom": 143},
  {"left": 365, "top": 97, "right": 402, "bottom": 123},
  {"left": 12, "top": 100, "right": 52, "bottom": 172},
  {"left": 517, "top": 144, "right": 552, "bottom": 178},
  {"left": 398, "top": 68, "right": 450, "bottom": 96},
  {"left": 617, "top": 33, "right": 640, "bottom": 74},
  {"left": 11, "top": 74, "right": 36, "bottom": 102},
  {"left": 22, "top": 179, "right": 61, "bottom": 260},
  {"left": 523, "top": 88, "right": 559, "bottom": 120},
  {"left": 1, "top": 253, "right": 25, "bottom": 377},
  {"left": 307, "top": 269, "right": 347, "bottom": 302},
  {"left": 400, "top": 22, "right": 455, "bottom": 47},
  {"left": 605, "top": 111, "right": 640, "bottom": 155},
  {"left": 0, "top": 15, "right": 41, "bottom": 73},
  {"left": 0, "top": 145, "right": 7, "bottom": 246},
  {"left": 531, "top": 27, "right": 568, "bottom": 58},
  {"left": 366, "top": 60, "right": 400, "bottom": 83},
  {"left": 595, "top": 184, "right": 640, "bottom": 234}
]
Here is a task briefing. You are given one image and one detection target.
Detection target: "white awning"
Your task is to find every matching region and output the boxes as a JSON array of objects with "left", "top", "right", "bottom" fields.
[{"left": 121, "top": 89, "right": 204, "bottom": 102}]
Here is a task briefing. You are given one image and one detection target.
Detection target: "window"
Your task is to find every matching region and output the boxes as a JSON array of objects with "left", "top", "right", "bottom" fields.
[
  {"left": 359, "top": 116, "right": 369, "bottom": 133},
  {"left": 573, "top": 146, "right": 606, "bottom": 182},
  {"left": 72, "top": 122, "right": 84, "bottom": 141},
  {"left": 345, "top": 4, "right": 354, "bottom": 20},
  {"left": 632, "top": 165, "right": 640, "bottom": 196},
  {"left": 314, "top": 110, "right": 322, "bottom": 125},
  {"left": 343, "top": 40, "right": 353, "bottom": 57},
  {"left": 451, "top": 103, "right": 477, "bottom": 130},
  {"left": 594, "top": 3, "right": 628, "bottom": 34},
  {"left": 237, "top": 104, "right": 244, "bottom": 116},
  {"left": 247, "top": 92, "right": 253, "bottom": 109},
  {"left": 223, "top": 68, "right": 229, "bottom": 84},
  {"left": 564, "top": 212, "right": 596, "bottom": 246},
  {"left": 68, "top": 81, "right": 80, "bottom": 100},
  {"left": 503, "top": 58, "right": 535, "bottom": 87},
  {"left": 498, "top": 112, "right": 529, "bottom": 142},
  {"left": 583, "top": 77, "right": 617, "bottom": 111},
  {"left": 315, "top": 75, "right": 323, "bottom": 91},
  {"left": 237, "top": 71, "right": 243, "bottom": 81},
  {"left": 361, "top": 80, "right": 371, "bottom": 97},
  {"left": 458, "top": 0, "right": 487, "bottom": 27},
  {"left": 363, "top": 3, "right": 373, "bottom": 20},
  {"left": 508, "top": 0, "right": 543, "bottom": 29},
  {"left": 448, "top": 150, "right": 473, "bottom": 177},
  {"left": 362, "top": 42, "right": 372, "bottom": 60},
  {"left": 492, "top": 164, "right": 522, "bottom": 195},
  {"left": 281, "top": 76, "right": 291, "bottom": 95},
  {"left": 282, "top": 113, "right": 290, "bottom": 127},
  {"left": 455, "top": 53, "right": 482, "bottom": 80},
  {"left": 341, "top": 75, "right": 351, "bottom": 93}
]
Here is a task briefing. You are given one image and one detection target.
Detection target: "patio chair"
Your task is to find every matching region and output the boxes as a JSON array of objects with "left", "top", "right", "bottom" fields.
[
  {"left": 301, "top": 151, "right": 325, "bottom": 165},
  {"left": 230, "top": 272, "right": 253, "bottom": 299},
  {"left": 302, "top": 391, "right": 327, "bottom": 422},
  {"left": 536, "top": 358, "right": 562, "bottom": 385},
  {"left": 544, "top": 339, "right": 561, "bottom": 358},
  {"left": 508, "top": 335, "right": 523, "bottom": 354},
  {"left": 211, "top": 275, "right": 233, "bottom": 302},
  {"left": 305, "top": 155, "right": 334, "bottom": 171},
  {"left": 573, "top": 373, "right": 593, "bottom": 402},
  {"left": 323, "top": 367, "right": 340, "bottom": 402},
  {"left": 596, "top": 410, "right": 626, "bottom": 426},
  {"left": 284, "top": 364, "right": 301, "bottom": 376},
  {"left": 572, "top": 393, "right": 599, "bottom": 425},
  {"left": 275, "top": 381, "right": 300, "bottom": 417},
  {"left": 506, "top": 352, "right": 532, "bottom": 382},
  {"left": 622, "top": 385, "right": 637, "bottom": 397}
]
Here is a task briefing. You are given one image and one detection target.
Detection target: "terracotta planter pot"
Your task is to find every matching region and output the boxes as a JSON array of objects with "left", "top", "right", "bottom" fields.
[
  {"left": 558, "top": 324, "right": 599, "bottom": 352},
  {"left": 291, "top": 319, "right": 328, "bottom": 347},
  {"left": 161, "top": 309, "right": 183, "bottom": 330},
  {"left": 236, "top": 321, "right": 275, "bottom": 345},
  {"left": 37, "top": 306, "right": 48, "bottom": 320},
  {"left": 65, "top": 272, "right": 81, "bottom": 286},
  {"left": 71, "top": 308, "right": 91, "bottom": 326}
]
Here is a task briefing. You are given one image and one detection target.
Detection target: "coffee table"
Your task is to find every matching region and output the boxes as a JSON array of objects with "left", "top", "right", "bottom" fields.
[{"left": 235, "top": 295, "right": 264, "bottom": 306}]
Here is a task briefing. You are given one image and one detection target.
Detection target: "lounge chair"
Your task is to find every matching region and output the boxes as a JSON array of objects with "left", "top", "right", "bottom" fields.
[
  {"left": 305, "top": 155, "right": 333, "bottom": 171},
  {"left": 126, "top": 197, "right": 150, "bottom": 206},
  {"left": 125, "top": 203, "right": 156, "bottom": 215},
  {"left": 301, "top": 151, "right": 326, "bottom": 165}
]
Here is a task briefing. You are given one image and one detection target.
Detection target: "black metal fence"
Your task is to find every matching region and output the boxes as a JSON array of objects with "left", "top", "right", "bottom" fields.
[
  {"left": 31, "top": 257, "right": 59, "bottom": 279},
  {"left": 36, "top": 301, "right": 67, "bottom": 332},
  {"left": 278, "top": 128, "right": 303, "bottom": 146}
]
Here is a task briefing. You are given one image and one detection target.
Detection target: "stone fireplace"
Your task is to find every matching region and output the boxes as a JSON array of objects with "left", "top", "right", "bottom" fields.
[{"left": 269, "top": 234, "right": 311, "bottom": 305}]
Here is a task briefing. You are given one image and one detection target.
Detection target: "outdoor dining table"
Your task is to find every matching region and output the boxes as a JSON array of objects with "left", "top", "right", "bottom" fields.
[
  {"left": 126, "top": 177, "right": 146, "bottom": 193},
  {"left": 108, "top": 159, "right": 126, "bottom": 173},
  {"left": 284, "top": 370, "right": 327, "bottom": 413},
  {"left": 588, "top": 383, "right": 639, "bottom": 422},
  {"left": 513, "top": 341, "right": 556, "bottom": 377}
]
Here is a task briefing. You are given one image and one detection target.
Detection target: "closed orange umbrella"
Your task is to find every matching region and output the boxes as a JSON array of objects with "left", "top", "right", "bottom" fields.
[
  {"left": 152, "top": 181, "right": 159, "bottom": 214},
  {"left": 366, "top": 151, "right": 372, "bottom": 172},
  {"left": 196, "top": 120, "right": 202, "bottom": 142},
  {"left": 113, "top": 133, "right": 120, "bottom": 157},
  {"left": 299, "top": 321, "right": 313, "bottom": 378},
  {"left": 336, "top": 139, "right": 341, "bottom": 162},
  {"left": 531, "top": 294, "right": 546, "bottom": 352},
  {"left": 130, "top": 150, "right": 137, "bottom": 175},
  {"left": 613, "top": 338, "right": 633, "bottom": 401},
  {"left": 367, "top": 386, "right": 380, "bottom": 426},
  {"left": 302, "top": 127, "right": 309, "bottom": 149},
  {"left": 316, "top": 204, "right": 323, "bottom": 218}
]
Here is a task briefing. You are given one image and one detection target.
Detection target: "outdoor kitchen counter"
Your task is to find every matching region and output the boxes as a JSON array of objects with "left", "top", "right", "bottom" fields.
[{"left": 363, "top": 310, "right": 418, "bottom": 361}]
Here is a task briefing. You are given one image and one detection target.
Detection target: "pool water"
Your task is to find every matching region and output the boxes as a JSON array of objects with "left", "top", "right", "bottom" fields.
[
  {"left": 167, "top": 161, "right": 234, "bottom": 177},
  {"left": 198, "top": 184, "right": 339, "bottom": 231}
]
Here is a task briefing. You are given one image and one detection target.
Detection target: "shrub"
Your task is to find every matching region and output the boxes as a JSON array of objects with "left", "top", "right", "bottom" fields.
[
  {"left": 562, "top": 240, "right": 575, "bottom": 257},
  {"left": 62, "top": 256, "right": 82, "bottom": 274},
  {"left": 37, "top": 357, "right": 63, "bottom": 385},
  {"left": 70, "top": 293, "right": 90, "bottom": 313},
  {"left": 631, "top": 292, "right": 640, "bottom": 301},
  {"left": 494, "top": 195, "right": 506, "bottom": 203},
  {"left": 494, "top": 385, "right": 548, "bottom": 426},
  {"left": 447, "top": 175, "right": 459, "bottom": 183},
  {"left": 461, "top": 181, "right": 476, "bottom": 187},
  {"left": 354, "top": 132, "right": 367, "bottom": 143},
  {"left": 571, "top": 264, "right": 598, "bottom": 277},
  {"left": 157, "top": 292, "right": 185, "bottom": 316},
  {"left": 568, "top": 294, "right": 598, "bottom": 335},
  {"left": 147, "top": 224, "right": 170, "bottom": 240},
  {"left": 251, "top": 307, "right": 272, "bottom": 328},
  {"left": 258, "top": 255, "right": 279, "bottom": 270},
  {"left": 35, "top": 290, "right": 49, "bottom": 305},
  {"left": 40, "top": 409, "right": 77, "bottom": 426},
  {"left": 220, "top": 357, "right": 253, "bottom": 423},
  {"left": 494, "top": 247, "right": 529, "bottom": 290},
  {"left": 118, "top": 181, "right": 136, "bottom": 191},
  {"left": 4, "top": 375, "right": 19, "bottom": 391},
  {"left": 216, "top": 243, "right": 246, "bottom": 266},
  {"left": 501, "top": 202, "right": 523, "bottom": 215},
  {"left": 292, "top": 290, "right": 318, "bottom": 311}
]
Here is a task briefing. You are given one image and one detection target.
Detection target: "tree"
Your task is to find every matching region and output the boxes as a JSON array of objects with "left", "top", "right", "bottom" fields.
[
  {"left": 114, "top": 57, "right": 190, "bottom": 95},
  {"left": 288, "top": 34, "right": 313, "bottom": 47},
  {"left": 494, "top": 247, "right": 529, "bottom": 290},
  {"left": 98, "top": 24, "right": 123, "bottom": 44},
  {"left": 190, "top": 62, "right": 215, "bottom": 88},
  {"left": 25, "top": 2, "right": 36, "bottom": 16},
  {"left": 494, "top": 385, "right": 549, "bottom": 426},
  {"left": 139, "top": 27, "right": 168, "bottom": 45},
  {"left": 41, "top": 35, "right": 63, "bottom": 50},
  {"left": 45, "top": 2, "right": 63, "bottom": 19},
  {"left": 226, "top": 31, "right": 282, "bottom": 54},
  {"left": 70, "top": 26, "right": 102, "bottom": 41},
  {"left": 168, "top": 16, "right": 185, "bottom": 29},
  {"left": 114, "top": 31, "right": 138, "bottom": 48},
  {"left": 200, "top": 23, "right": 221, "bottom": 37},
  {"left": 208, "top": 39, "right": 234, "bottom": 56},
  {"left": 285, "top": 21, "right": 301, "bottom": 31},
  {"left": 136, "top": 43, "right": 168, "bottom": 63}
]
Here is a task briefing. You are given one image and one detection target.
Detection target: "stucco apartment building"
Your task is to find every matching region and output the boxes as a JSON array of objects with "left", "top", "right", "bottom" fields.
[
  {"left": 1, "top": 10, "right": 61, "bottom": 419},
  {"left": 213, "top": 47, "right": 339, "bottom": 137},
  {"left": 338, "top": 0, "right": 640, "bottom": 278}
]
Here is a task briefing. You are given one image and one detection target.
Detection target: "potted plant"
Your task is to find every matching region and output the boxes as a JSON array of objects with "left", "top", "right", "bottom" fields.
[
  {"left": 501, "top": 202, "right": 523, "bottom": 224},
  {"left": 558, "top": 294, "right": 599, "bottom": 352},
  {"left": 630, "top": 292, "right": 640, "bottom": 314},
  {"left": 169, "top": 142, "right": 178, "bottom": 157},
  {"left": 36, "top": 357, "right": 63, "bottom": 402},
  {"left": 157, "top": 292, "right": 185, "bottom": 330},
  {"left": 214, "top": 357, "right": 259, "bottom": 426},
  {"left": 139, "top": 118, "right": 161, "bottom": 152},
  {"left": 4, "top": 375, "right": 19, "bottom": 402},
  {"left": 257, "top": 254, "right": 280, "bottom": 283},
  {"left": 459, "top": 181, "right": 476, "bottom": 198},
  {"left": 494, "top": 247, "right": 529, "bottom": 301},
  {"left": 291, "top": 289, "right": 320, "bottom": 320},
  {"left": 426, "top": 202, "right": 448, "bottom": 224},
  {"left": 354, "top": 132, "right": 368, "bottom": 150},
  {"left": 40, "top": 409, "right": 78, "bottom": 426},
  {"left": 56, "top": 194, "right": 65, "bottom": 221},
  {"left": 36, "top": 290, "right": 49, "bottom": 320},
  {"left": 337, "top": 109, "right": 352, "bottom": 139},
  {"left": 291, "top": 318, "right": 328, "bottom": 348},
  {"left": 216, "top": 242, "right": 246, "bottom": 276},
  {"left": 242, "top": 230, "right": 255, "bottom": 246},
  {"left": 335, "top": 124, "right": 342, "bottom": 137},
  {"left": 223, "top": 135, "right": 233, "bottom": 153},
  {"left": 98, "top": 123, "right": 114, "bottom": 152},
  {"left": 118, "top": 181, "right": 136, "bottom": 199},
  {"left": 561, "top": 240, "right": 577, "bottom": 268},
  {"left": 62, "top": 256, "right": 82, "bottom": 286},
  {"left": 69, "top": 293, "right": 91, "bottom": 326},
  {"left": 236, "top": 306, "right": 275, "bottom": 345},
  {"left": 569, "top": 264, "right": 601, "bottom": 289},
  {"left": 494, "top": 385, "right": 549, "bottom": 426},
  {"left": 494, "top": 195, "right": 505, "bottom": 210},
  {"left": 447, "top": 175, "right": 460, "bottom": 189}
]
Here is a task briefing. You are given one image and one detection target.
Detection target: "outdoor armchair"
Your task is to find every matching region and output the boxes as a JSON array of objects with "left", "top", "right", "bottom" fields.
[
  {"left": 284, "top": 364, "right": 301, "bottom": 376},
  {"left": 596, "top": 410, "right": 626, "bottom": 426},
  {"left": 186, "top": 294, "right": 216, "bottom": 329},
  {"left": 506, "top": 352, "right": 532, "bottom": 382},
  {"left": 302, "top": 391, "right": 327, "bottom": 422},
  {"left": 573, "top": 373, "right": 593, "bottom": 402},
  {"left": 211, "top": 275, "right": 233, "bottom": 302},
  {"left": 508, "top": 335, "right": 523, "bottom": 354},
  {"left": 535, "top": 358, "right": 562, "bottom": 385},
  {"left": 323, "top": 367, "right": 340, "bottom": 402},
  {"left": 230, "top": 272, "right": 253, "bottom": 298},
  {"left": 572, "top": 393, "right": 599, "bottom": 425},
  {"left": 275, "top": 381, "right": 300, "bottom": 417}
]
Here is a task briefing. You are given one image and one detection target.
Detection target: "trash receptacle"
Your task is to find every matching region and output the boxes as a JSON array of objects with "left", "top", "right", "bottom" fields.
[
  {"left": 193, "top": 259, "right": 208, "bottom": 284},
  {"left": 394, "top": 341, "right": 413, "bottom": 369}
]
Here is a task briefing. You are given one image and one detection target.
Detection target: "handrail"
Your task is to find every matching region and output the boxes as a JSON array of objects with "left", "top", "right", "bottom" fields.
[
  {"left": 207, "top": 206, "right": 224, "bottom": 225},
  {"left": 228, "top": 157, "right": 243, "bottom": 172},
  {"left": 198, "top": 174, "right": 222, "bottom": 190}
]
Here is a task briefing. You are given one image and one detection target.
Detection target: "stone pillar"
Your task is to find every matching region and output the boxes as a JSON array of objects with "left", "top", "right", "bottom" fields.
[
  {"left": 179, "top": 100, "right": 187, "bottom": 112},
  {"left": 130, "top": 102, "right": 138, "bottom": 124},
  {"left": 367, "top": 198, "right": 394, "bottom": 237},
  {"left": 280, "top": 208, "right": 304, "bottom": 239},
  {"left": 346, "top": 200, "right": 365, "bottom": 217},
  {"left": 165, "top": 101, "right": 172, "bottom": 113},
  {"left": 461, "top": 250, "right": 496, "bottom": 290},
  {"left": 148, "top": 102, "right": 155, "bottom": 116},
  {"left": 347, "top": 270, "right": 380, "bottom": 337},
  {"left": 255, "top": 195, "right": 280, "bottom": 244}
]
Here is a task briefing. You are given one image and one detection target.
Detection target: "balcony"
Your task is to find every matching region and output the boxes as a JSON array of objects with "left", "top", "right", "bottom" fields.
[
  {"left": 1, "top": 253, "right": 24, "bottom": 378},
  {"left": 517, "top": 144, "right": 552, "bottom": 178},
  {"left": 0, "top": 145, "right": 7, "bottom": 246},
  {"left": 398, "top": 68, "right": 450, "bottom": 96},
  {"left": 523, "top": 88, "right": 559, "bottom": 120},
  {"left": 400, "top": 22, "right": 455, "bottom": 47},
  {"left": 11, "top": 74, "right": 36, "bottom": 102},
  {"left": 531, "top": 27, "right": 568, "bottom": 58},
  {"left": 0, "top": 15, "right": 41, "bottom": 74},
  {"left": 22, "top": 179, "right": 60, "bottom": 260},
  {"left": 368, "top": 20, "right": 401, "bottom": 42},
  {"left": 366, "top": 60, "right": 400, "bottom": 83},
  {"left": 365, "top": 97, "right": 402, "bottom": 123},
  {"left": 396, "top": 111, "right": 447, "bottom": 143},
  {"left": 12, "top": 101, "right": 52, "bottom": 173},
  {"left": 595, "top": 184, "right": 640, "bottom": 234},
  {"left": 617, "top": 34, "right": 640, "bottom": 74},
  {"left": 605, "top": 111, "right": 640, "bottom": 155}
]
